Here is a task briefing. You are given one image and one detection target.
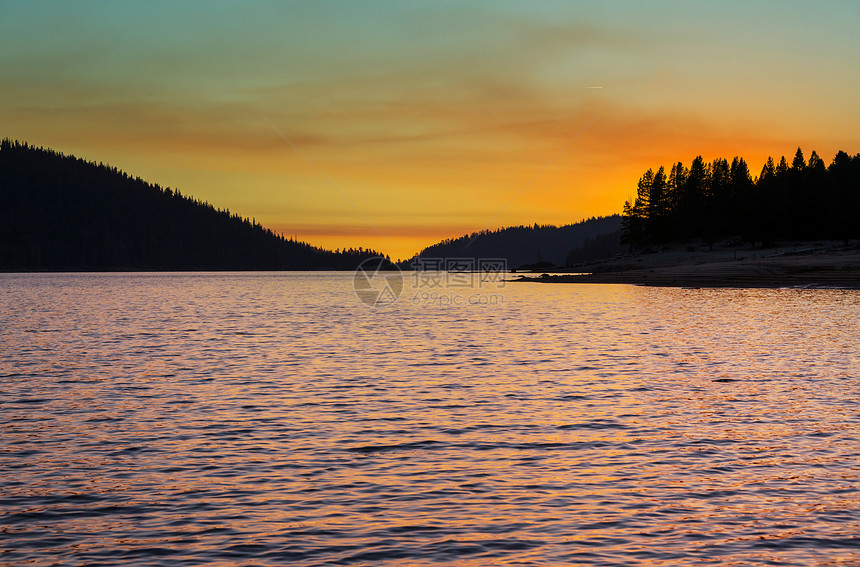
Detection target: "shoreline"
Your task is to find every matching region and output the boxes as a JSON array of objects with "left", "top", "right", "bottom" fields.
[{"left": 513, "top": 244, "right": 860, "bottom": 289}]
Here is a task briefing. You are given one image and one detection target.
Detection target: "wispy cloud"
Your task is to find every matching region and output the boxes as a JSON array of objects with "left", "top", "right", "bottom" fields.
[{"left": 2, "top": 1, "right": 857, "bottom": 259}]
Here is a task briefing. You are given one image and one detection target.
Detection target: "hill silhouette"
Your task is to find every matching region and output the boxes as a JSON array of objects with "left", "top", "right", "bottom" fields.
[
  {"left": 0, "top": 140, "right": 385, "bottom": 271},
  {"left": 405, "top": 216, "right": 623, "bottom": 269},
  {"left": 621, "top": 148, "right": 860, "bottom": 248}
]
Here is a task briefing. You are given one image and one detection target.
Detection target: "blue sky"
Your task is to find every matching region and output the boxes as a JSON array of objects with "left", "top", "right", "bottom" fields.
[{"left": 3, "top": 0, "right": 858, "bottom": 258}]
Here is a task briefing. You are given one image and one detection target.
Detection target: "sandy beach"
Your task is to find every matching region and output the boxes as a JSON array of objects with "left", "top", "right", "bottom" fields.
[{"left": 515, "top": 242, "right": 860, "bottom": 288}]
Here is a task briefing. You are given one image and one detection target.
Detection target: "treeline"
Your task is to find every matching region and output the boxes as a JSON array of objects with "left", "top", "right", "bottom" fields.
[
  {"left": 0, "top": 139, "right": 384, "bottom": 270},
  {"left": 622, "top": 148, "right": 860, "bottom": 248},
  {"left": 564, "top": 229, "right": 625, "bottom": 265},
  {"left": 406, "top": 216, "right": 622, "bottom": 268}
]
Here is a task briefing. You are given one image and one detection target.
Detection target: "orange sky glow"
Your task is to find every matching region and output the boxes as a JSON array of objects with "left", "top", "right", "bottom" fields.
[{"left": 2, "top": 1, "right": 858, "bottom": 260}]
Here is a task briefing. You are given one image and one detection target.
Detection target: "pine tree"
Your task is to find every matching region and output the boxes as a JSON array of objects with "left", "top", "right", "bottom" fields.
[
  {"left": 618, "top": 148, "right": 858, "bottom": 248},
  {"left": 791, "top": 147, "right": 805, "bottom": 171},
  {"left": 636, "top": 169, "right": 654, "bottom": 216},
  {"left": 759, "top": 157, "right": 776, "bottom": 182},
  {"left": 648, "top": 166, "right": 668, "bottom": 242}
]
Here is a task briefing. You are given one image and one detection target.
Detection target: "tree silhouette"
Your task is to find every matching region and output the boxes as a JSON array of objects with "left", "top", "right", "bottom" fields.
[
  {"left": 406, "top": 216, "right": 622, "bottom": 268},
  {"left": 0, "top": 139, "right": 386, "bottom": 271},
  {"left": 621, "top": 148, "right": 860, "bottom": 248},
  {"left": 791, "top": 147, "right": 806, "bottom": 171}
]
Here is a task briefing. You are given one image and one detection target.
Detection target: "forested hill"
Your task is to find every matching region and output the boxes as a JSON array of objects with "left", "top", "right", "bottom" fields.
[
  {"left": 0, "top": 140, "right": 384, "bottom": 270},
  {"left": 406, "top": 216, "right": 623, "bottom": 268},
  {"left": 622, "top": 148, "right": 860, "bottom": 248}
]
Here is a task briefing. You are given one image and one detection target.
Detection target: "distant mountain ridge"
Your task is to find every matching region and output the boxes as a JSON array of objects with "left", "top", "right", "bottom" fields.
[
  {"left": 0, "top": 139, "right": 384, "bottom": 270},
  {"left": 406, "top": 216, "right": 623, "bottom": 268}
]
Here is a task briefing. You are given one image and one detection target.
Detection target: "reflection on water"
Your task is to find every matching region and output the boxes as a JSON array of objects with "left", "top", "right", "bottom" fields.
[{"left": 1, "top": 273, "right": 858, "bottom": 566}]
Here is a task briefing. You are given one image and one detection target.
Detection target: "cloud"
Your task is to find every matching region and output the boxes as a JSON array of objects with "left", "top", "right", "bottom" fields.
[{"left": 3, "top": 1, "right": 857, "bottom": 260}]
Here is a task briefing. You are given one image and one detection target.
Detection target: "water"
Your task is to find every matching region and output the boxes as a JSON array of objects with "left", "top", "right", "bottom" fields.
[{"left": 1, "top": 272, "right": 858, "bottom": 566}]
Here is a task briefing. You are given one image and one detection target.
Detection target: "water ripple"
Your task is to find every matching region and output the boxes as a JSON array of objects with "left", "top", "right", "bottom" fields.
[{"left": 0, "top": 273, "right": 857, "bottom": 566}]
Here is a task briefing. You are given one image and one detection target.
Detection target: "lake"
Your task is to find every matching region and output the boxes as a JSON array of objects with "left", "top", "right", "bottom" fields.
[{"left": 1, "top": 272, "right": 858, "bottom": 566}]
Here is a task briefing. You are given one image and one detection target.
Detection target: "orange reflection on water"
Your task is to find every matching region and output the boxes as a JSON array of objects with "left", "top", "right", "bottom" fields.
[{"left": 1, "top": 275, "right": 857, "bottom": 565}]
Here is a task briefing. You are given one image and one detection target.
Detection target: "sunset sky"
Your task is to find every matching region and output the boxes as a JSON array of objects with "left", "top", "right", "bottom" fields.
[{"left": 2, "top": 1, "right": 859, "bottom": 260}]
